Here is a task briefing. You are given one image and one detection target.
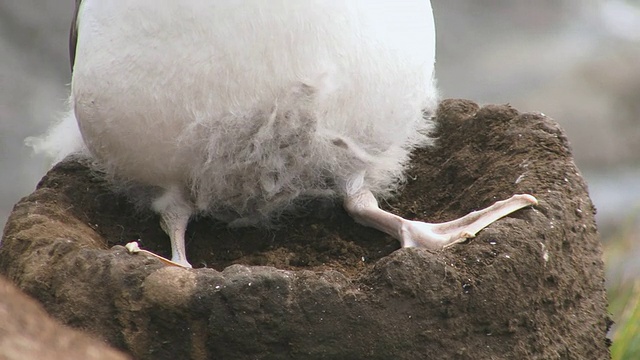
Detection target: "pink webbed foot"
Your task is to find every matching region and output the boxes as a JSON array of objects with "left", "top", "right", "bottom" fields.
[{"left": 344, "top": 190, "right": 537, "bottom": 250}]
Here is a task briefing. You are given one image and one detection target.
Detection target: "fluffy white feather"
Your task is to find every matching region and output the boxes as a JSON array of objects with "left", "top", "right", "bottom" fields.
[{"left": 25, "top": 110, "right": 86, "bottom": 163}]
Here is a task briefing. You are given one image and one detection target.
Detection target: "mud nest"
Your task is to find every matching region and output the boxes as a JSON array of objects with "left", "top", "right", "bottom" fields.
[{"left": 0, "top": 99, "right": 610, "bottom": 359}]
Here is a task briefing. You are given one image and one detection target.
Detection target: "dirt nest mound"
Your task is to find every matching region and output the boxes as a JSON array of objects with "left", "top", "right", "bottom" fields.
[{"left": 0, "top": 99, "right": 610, "bottom": 359}]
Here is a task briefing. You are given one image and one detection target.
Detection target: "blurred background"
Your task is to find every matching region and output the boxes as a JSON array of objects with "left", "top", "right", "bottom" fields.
[{"left": 0, "top": 0, "right": 638, "bottom": 357}]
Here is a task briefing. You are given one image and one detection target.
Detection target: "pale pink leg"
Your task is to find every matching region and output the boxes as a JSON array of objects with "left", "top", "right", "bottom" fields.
[
  {"left": 152, "top": 188, "right": 194, "bottom": 268},
  {"left": 344, "top": 189, "right": 537, "bottom": 249}
]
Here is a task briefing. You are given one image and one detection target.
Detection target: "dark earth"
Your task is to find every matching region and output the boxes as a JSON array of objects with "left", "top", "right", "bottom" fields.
[{"left": 0, "top": 99, "right": 611, "bottom": 359}]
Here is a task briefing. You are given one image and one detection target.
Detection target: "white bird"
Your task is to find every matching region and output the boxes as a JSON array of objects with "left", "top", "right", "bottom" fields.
[{"left": 31, "top": 0, "right": 536, "bottom": 268}]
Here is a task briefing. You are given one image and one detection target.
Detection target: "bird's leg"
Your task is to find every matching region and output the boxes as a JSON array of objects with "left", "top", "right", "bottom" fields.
[
  {"left": 344, "top": 189, "right": 537, "bottom": 249},
  {"left": 150, "top": 188, "right": 194, "bottom": 268}
]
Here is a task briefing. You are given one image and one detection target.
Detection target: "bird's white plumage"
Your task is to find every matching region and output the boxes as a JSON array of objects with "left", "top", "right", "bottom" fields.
[{"left": 70, "top": 0, "right": 437, "bottom": 222}]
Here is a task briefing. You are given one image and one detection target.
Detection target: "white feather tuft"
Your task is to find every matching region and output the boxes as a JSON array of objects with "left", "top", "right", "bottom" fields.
[{"left": 25, "top": 109, "right": 87, "bottom": 166}]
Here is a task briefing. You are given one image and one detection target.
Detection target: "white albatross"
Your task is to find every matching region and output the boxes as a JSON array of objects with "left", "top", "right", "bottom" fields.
[{"left": 30, "top": 0, "right": 537, "bottom": 268}]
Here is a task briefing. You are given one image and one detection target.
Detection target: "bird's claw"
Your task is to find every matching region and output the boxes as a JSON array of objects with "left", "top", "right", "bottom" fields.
[{"left": 125, "top": 241, "right": 190, "bottom": 268}]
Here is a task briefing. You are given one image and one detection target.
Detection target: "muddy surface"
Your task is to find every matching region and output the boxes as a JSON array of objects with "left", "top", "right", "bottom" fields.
[{"left": 0, "top": 99, "right": 611, "bottom": 359}]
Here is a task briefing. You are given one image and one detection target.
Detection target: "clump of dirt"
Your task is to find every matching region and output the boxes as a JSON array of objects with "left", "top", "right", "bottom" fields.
[{"left": 0, "top": 99, "right": 611, "bottom": 359}]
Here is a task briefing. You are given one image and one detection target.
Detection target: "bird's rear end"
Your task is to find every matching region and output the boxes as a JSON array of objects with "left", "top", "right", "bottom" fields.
[{"left": 71, "top": 0, "right": 438, "bottom": 217}]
